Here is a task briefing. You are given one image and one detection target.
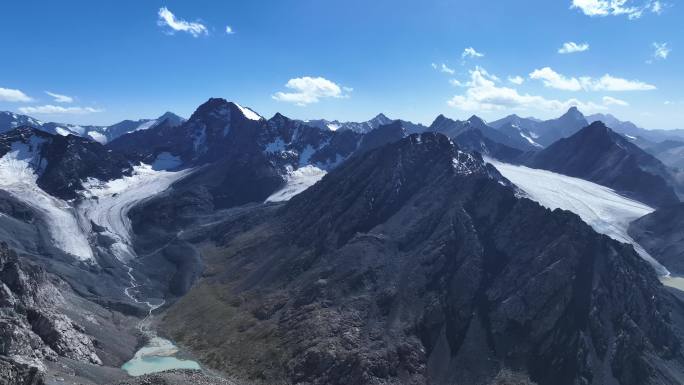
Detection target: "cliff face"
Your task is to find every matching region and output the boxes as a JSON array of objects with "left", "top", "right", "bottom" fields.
[
  {"left": 629, "top": 203, "right": 684, "bottom": 275},
  {"left": 161, "top": 134, "right": 684, "bottom": 385},
  {"left": 0, "top": 243, "right": 102, "bottom": 384}
]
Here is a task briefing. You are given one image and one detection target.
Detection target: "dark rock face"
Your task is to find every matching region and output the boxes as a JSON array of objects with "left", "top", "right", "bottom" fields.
[
  {"left": 162, "top": 133, "right": 684, "bottom": 385},
  {"left": 0, "top": 127, "right": 133, "bottom": 200},
  {"left": 126, "top": 100, "right": 367, "bottom": 237},
  {"left": 452, "top": 128, "right": 524, "bottom": 162},
  {"left": 533, "top": 107, "right": 588, "bottom": 146},
  {"left": 108, "top": 98, "right": 363, "bottom": 170},
  {"left": 525, "top": 121, "right": 680, "bottom": 208},
  {"left": 355, "top": 121, "right": 406, "bottom": 155},
  {"left": 0, "top": 356, "right": 43, "bottom": 385},
  {"left": 0, "top": 243, "right": 102, "bottom": 384},
  {"left": 629, "top": 203, "right": 684, "bottom": 274}
]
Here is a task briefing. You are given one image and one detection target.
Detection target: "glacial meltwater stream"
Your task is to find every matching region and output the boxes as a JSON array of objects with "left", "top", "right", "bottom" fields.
[{"left": 120, "top": 267, "right": 201, "bottom": 376}]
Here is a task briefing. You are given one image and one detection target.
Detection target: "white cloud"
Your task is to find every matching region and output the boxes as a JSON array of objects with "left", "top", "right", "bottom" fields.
[
  {"left": 450, "top": 79, "right": 467, "bottom": 87},
  {"left": 45, "top": 91, "right": 74, "bottom": 103},
  {"left": 272, "top": 76, "right": 350, "bottom": 106},
  {"left": 652, "top": 42, "right": 670, "bottom": 60},
  {"left": 602, "top": 96, "right": 629, "bottom": 106},
  {"left": 508, "top": 76, "right": 525, "bottom": 85},
  {"left": 18, "top": 105, "right": 102, "bottom": 115},
  {"left": 157, "top": 7, "right": 208, "bottom": 37},
  {"left": 530, "top": 67, "right": 583, "bottom": 91},
  {"left": 462, "top": 47, "right": 484, "bottom": 59},
  {"left": 432, "top": 62, "right": 456, "bottom": 75},
  {"left": 447, "top": 67, "right": 607, "bottom": 113},
  {"left": 651, "top": 0, "right": 664, "bottom": 13},
  {"left": 0, "top": 87, "right": 32, "bottom": 102},
  {"left": 588, "top": 74, "right": 656, "bottom": 91},
  {"left": 571, "top": 0, "right": 664, "bottom": 19},
  {"left": 225, "top": 25, "right": 235, "bottom": 34},
  {"left": 529, "top": 67, "right": 656, "bottom": 91},
  {"left": 558, "top": 41, "right": 590, "bottom": 54}
]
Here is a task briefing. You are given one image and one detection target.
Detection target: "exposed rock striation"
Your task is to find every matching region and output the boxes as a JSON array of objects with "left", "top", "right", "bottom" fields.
[
  {"left": 0, "top": 243, "right": 102, "bottom": 385},
  {"left": 161, "top": 133, "right": 684, "bottom": 385}
]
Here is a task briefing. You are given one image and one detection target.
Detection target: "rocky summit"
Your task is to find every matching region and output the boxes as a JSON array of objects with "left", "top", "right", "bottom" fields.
[{"left": 158, "top": 133, "right": 684, "bottom": 385}]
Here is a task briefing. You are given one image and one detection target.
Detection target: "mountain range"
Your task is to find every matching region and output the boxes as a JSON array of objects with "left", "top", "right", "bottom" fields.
[
  {"left": 0, "top": 110, "right": 185, "bottom": 143},
  {"left": 523, "top": 121, "right": 682, "bottom": 208},
  {"left": 161, "top": 133, "right": 684, "bottom": 385},
  {"left": 1, "top": 99, "right": 684, "bottom": 385}
]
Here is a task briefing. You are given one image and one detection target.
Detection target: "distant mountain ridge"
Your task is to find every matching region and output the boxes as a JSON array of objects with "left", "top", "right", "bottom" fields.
[
  {"left": 524, "top": 121, "right": 680, "bottom": 208},
  {"left": 0, "top": 110, "right": 185, "bottom": 143}
]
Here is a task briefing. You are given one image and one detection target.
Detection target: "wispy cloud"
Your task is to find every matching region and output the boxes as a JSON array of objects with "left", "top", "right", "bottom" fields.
[
  {"left": 18, "top": 105, "right": 102, "bottom": 115},
  {"left": 432, "top": 62, "right": 455, "bottom": 75},
  {"left": 0, "top": 87, "right": 32, "bottom": 102},
  {"left": 571, "top": 0, "right": 666, "bottom": 19},
  {"left": 447, "top": 67, "right": 609, "bottom": 113},
  {"left": 652, "top": 42, "right": 671, "bottom": 60},
  {"left": 529, "top": 67, "right": 656, "bottom": 91},
  {"left": 558, "top": 41, "right": 590, "bottom": 54},
  {"left": 462, "top": 47, "right": 484, "bottom": 59},
  {"left": 602, "top": 96, "right": 629, "bottom": 106},
  {"left": 272, "top": 76, "right": 350, "bottom": 106},
  {"left": 157, "top": 7, "right": 208, "bottom": 37},
  {"left": 508, "top": 76, "right": 525, "bottom": 85},
  {"left": 225, "top": 25, "right": 235, "bottom": 34},
  {"left": 45, "top": 91, "right": 74, "bottom": 103}
]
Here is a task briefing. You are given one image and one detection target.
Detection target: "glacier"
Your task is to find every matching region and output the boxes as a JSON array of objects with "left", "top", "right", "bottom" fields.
[
  {"left": 79, "top": 163, "right": 193, "bottom": 262},
  {"left": 488, "top": 159, "right": 669, "bottom": 276},
  {"left": 266, "top": 165, "right": 327, "bottom": 202},
  {"left": 0, "top": 139, "right": 95, "bottom": 261}
]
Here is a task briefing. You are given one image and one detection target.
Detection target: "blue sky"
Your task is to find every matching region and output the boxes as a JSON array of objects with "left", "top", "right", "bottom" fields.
[{"left": 0, "top": 0, "right": 681, "bottom": 129}]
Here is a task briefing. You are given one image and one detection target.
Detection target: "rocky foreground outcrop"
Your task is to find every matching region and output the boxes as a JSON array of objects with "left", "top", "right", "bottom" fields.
[
  {"left": 160, "top": 133, "right": 684, "bottom": 385},
  {"left": 0, "top": 243, "right": 102, "bottom": 384},
  {"left": 110, "top": 369, "right": 237, "bottom": 385}
]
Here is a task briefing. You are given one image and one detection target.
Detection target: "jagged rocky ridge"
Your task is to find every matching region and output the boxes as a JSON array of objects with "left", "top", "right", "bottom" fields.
[
  {"left": 125, "top": 100, "right": 409, "bottom": 237},
  {"left": 0, "top": 110, "right": 185, "bottom": 143},
  {"left": 0, "top": 243, "right": 102, "bottom": 384},
  {"left": 159, "top": 133, "right": 684, "bottom": 385}
]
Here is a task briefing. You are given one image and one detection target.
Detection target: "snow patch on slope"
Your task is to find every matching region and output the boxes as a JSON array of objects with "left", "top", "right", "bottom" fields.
[
  {"left": 266, "top": 165, "right": 326, "bottom": 202},
  {"left": 488, "top": 159, "right": 669, "bottom": 276},
  {"left": 134, "top": 120, "right": 157, "bottom": 132},
  {"left": 0, "top": 139, "right": 94, "bottom": 261},
  {"left": 235, "top": 103, "right": 262, "bottom": 121},
  {"left": 87, "top": 131, "right": 107, "bottom": 144},
  {"left": 79, "top": 164, "right": 193, "bottom": 262},
  {"left": 55, "top": 127, "right": 71, "bottom": 136}
]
